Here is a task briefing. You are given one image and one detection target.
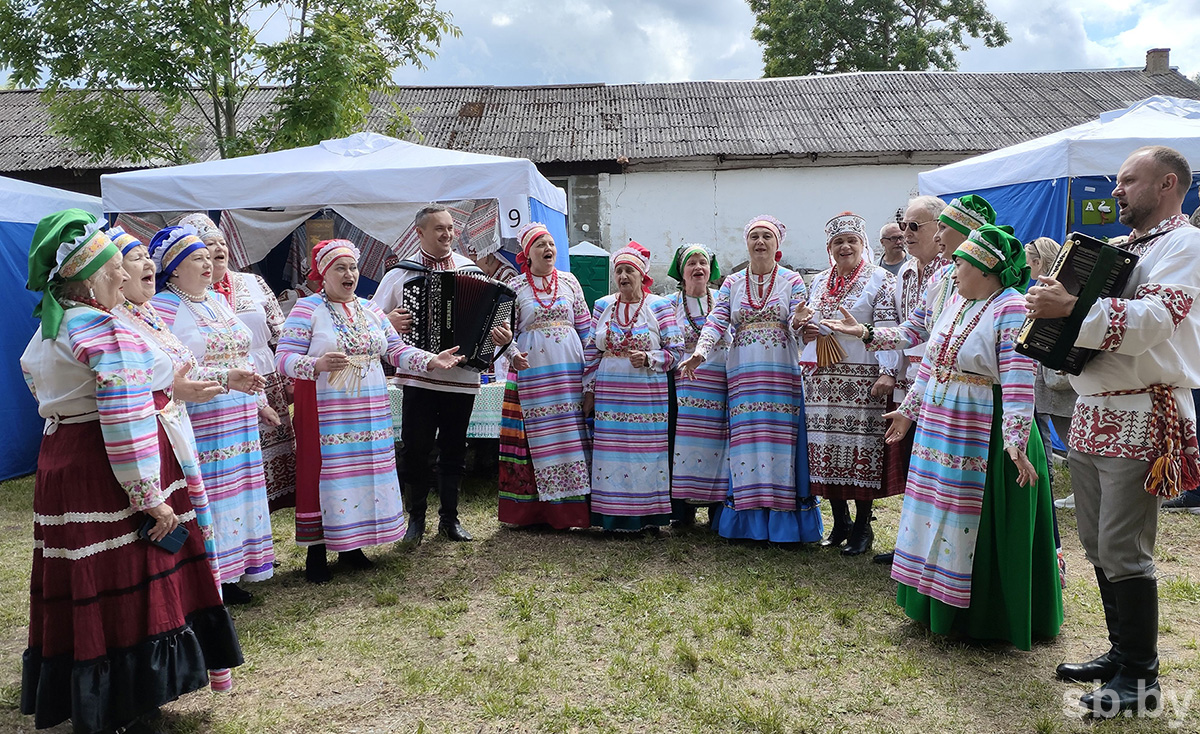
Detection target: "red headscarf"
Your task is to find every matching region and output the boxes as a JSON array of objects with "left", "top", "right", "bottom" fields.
[{"left": 613, "top": 240, "right": 653, "bottom": 294}]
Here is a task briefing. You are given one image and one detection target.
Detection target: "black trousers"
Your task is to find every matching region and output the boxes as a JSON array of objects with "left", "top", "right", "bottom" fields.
[{"left": 400, "top": 385, "right": 476, "bottom": 521}]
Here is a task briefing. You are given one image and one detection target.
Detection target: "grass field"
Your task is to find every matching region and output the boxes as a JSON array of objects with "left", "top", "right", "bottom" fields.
[{"left": 2, "top": 467, "right": 1200, "bottom": 734}]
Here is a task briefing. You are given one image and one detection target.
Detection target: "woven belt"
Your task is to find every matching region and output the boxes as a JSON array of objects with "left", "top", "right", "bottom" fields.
[
  {"left": 946, "top": 372, "right": 992, "bottom": 386},
  {"left": 1094, "top": 384, "right": 1197, "bottom": 498}
]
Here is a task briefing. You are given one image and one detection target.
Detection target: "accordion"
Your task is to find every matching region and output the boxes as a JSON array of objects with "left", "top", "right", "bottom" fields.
[
  {"left": 397, "top": 261, "right": 517, "bottom": 372},
  {"left": 1015, "top": 232, "right": 1138, "bottom": 375}
]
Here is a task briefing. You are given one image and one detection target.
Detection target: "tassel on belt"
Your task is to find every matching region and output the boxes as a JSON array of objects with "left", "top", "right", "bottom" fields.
[{"left": 1095, "top": 384, "right": 1198, "bottom": 499}]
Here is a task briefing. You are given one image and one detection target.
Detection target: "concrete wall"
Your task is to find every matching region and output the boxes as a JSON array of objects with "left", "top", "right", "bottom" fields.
[{"left": 596, "top": 164, "right": 932, "bottom": 286}]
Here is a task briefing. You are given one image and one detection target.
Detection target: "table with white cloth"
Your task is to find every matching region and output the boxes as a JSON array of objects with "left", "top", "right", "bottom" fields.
[{"left": 387, "top": 381, "right": 506, "bottom": 440}]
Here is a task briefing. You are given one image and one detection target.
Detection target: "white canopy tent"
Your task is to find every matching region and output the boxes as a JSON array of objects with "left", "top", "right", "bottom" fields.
[
  {"left": 1, "top": 177, "right": 103, "bottom": 480},
  {"left": 918, "top": 96, "right": 1200, "bottom": 243},
  {"left": 101, "top": 132, "right": 570, "bottom": 272}
]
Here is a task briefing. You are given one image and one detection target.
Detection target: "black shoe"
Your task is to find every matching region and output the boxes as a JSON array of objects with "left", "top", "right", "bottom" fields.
[
  {"left": 1057, "top": 566, "right": 1121, "bottom": 683},
  {"left": 403, "top": 514, "right": 426, "bottom": 545},
  {"left": 338, "top": 548, "right": 374, "bottom": 571},
  {"left": 841, "top": 520, "right": 874, "bottom": 557},
  {"left": 221, "top": 582, "right": 252, "bottom": 605},
  {"left": 821, "top": 500, "right": 852, "bottom": 548},
  {"left": 305, "top": 545, "right": 331, "bottom": 584},
  {"left": 872, "top": 551, "right": 895, "bottom": 565},
  {"left": 439, "top": 520, "right": 474, "bottom": 542},
  {"left": 1080, "top": 577, "right": 1160, "bottom": 718}
]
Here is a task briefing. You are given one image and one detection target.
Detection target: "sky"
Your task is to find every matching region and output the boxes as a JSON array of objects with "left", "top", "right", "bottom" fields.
[{"left": 388, "top": 0, "right": 1200, "bottom": 86}]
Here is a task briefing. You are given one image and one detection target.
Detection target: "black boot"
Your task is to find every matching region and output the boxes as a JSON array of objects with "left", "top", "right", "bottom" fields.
[
  {"left": 1080, "top": 576, "right": 1161, "bottom": 717},
  {"left": 841, "top": 502, "right": 874, "bottom": 556},
  {"left": 437, "top": 475, "right": 473, "bottom": 542},
  {"left": 1056, "top": 566, "right": 1121, "bottom": 683},
  {"left": 338, "top": 548, "right": 374, "bottom": 571},
  {"left": 822, "top": 500, "right": 852, "bottom": 548},
  {"left": 221, "top": 582, "right": 252, "bottom": 605},
  {"left": 305, "top": 544, "right": 331, "bottom": 584},
  {"left": 671, "top": 499, "right": 697, "bottom": 528},
  {"left": 871, "top": 551, "right": 895, "bottom": 565},
  {"left": 403, "top": 485, "right": 427, "bottom": 545}
]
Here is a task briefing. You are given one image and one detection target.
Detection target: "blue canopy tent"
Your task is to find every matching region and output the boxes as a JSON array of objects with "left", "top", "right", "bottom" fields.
[
  {"left": 919, "top": 96, "right": 1200, "bottom": 244},
  {"left": 0, "top": 176, "right": 104, "bottom": 480}
]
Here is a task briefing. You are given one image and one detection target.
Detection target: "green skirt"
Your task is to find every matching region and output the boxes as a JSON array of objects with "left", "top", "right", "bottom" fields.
[{"left": 897, "top": 386, "right": 1063, "bottom": 650}]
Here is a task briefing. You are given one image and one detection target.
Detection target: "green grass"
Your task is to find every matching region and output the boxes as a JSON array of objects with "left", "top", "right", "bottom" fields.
[{"left": 3, "top": 468, "right": 1200, "bottom": 733}]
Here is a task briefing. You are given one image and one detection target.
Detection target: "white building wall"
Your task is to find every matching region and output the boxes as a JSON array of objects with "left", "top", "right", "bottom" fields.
[{"left": 597, "top": 164, "right": 932, "bottom": 286}]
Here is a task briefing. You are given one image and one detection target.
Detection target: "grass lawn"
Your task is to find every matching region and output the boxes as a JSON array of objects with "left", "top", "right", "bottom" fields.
[{"left": 2, "top": 466, "right": 1200, "bottom": 733}]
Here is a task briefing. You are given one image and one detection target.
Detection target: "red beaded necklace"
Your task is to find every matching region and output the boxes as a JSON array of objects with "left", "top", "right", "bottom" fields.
[
  {"left": 821, "top": 258, "right": 865, "bottom": 314},
  {"left": 608, "top": 296, "right": 646, "bottom": 352},
  {"left": 931, "top": 291, "right": 1000, "bottom": 404},
  {"left": 526, "top": 268, "right": 559, "bottom": 309},
  {"left": 745, "top": 265, "right": 778, "bottom": 311}
]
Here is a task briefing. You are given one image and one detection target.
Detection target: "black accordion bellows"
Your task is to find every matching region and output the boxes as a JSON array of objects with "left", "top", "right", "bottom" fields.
[
  {"left": 1015, "top": 231, "right": 1138, "bottom": 375},
  {"left": 397, "top": 261, "right": 517, "bottom": 371}
]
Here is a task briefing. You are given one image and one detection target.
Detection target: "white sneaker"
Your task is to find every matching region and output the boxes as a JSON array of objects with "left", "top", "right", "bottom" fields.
[{"left": 1054, "top": 494, "right": 1075, "bottom": 509}]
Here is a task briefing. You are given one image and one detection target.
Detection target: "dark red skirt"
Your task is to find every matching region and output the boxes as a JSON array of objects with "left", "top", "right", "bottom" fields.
[
  {"left": 497, "top": 377, "right": 590, "bottom": 529},
  {"left": 880, "top": 396, "right": 915, "bottom": 499},
  {"left": 22, "top": 395, "right": 243, "bottom": 734}
]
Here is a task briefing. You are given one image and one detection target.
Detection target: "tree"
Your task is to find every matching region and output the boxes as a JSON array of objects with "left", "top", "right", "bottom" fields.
[
  {"left": 0, "top": 1, "right": 459, "bottom": 163},
  {"left": 747, "top": 0, "right": 1010, "bottom": 76}
]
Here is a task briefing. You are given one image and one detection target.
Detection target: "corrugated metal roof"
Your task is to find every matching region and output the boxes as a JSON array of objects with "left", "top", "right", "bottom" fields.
[{"left": 2, "top": 67, "right": 1199, "bottom": 171}]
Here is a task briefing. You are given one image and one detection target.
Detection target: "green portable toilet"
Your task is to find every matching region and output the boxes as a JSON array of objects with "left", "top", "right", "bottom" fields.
[{"left": 568, "top": 241, "right": 610, "bottom": 310}]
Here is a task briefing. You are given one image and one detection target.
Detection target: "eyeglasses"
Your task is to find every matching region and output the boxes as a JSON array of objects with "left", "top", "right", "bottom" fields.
[
  {"left": 880, "top": 235, "right": 905, "bottom": 243},
  {"left": 900, "top": 220, "right": 933, "bottom": 232}
]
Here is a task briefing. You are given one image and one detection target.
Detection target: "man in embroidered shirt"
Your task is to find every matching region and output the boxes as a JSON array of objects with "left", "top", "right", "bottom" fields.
[
  {"left": 372, "top": 204, "right": 511, "bottom": 544},
  {"left": 1028, "top": 146, "right": 1200, "bottom": 717}
]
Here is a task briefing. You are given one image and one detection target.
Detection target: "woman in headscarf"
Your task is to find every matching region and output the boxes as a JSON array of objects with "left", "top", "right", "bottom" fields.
[
  {"left": 583, "top": 242, "right": 684, "bottom": 532},
  {"left": 801, "top": 213, "right": 901, "bottom": 556},
  {"left": 275, "top": 239, "right": 464, "bottom": 582},
  {"left": 20, "top": 210, "right": 242, "bottom": 734},
  {"left": 150, "top": 225, "right": 274, "bottom": 605},
  {"left": 497, "top": 223, "right": 593, "bottom": 529},
  {"left": 665, "top": 243, "right": 729, "bottom": 528},
  {"left": 830, "top": 224, "right": 1062, "bottom": 648},
  {"left": 179, "top": 212, "right": 297, "bottom": 512},
  {"left": 679, "top": 216, "right": 822, "bottom": 543}
]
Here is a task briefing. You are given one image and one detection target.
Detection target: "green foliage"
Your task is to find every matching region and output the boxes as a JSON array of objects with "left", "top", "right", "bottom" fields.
[
  {"left": 747, "top": 0, "right": 1010, "bottom": 76},
  {"left": 0, "top": 1, "right": 460, "bottom": 163}
]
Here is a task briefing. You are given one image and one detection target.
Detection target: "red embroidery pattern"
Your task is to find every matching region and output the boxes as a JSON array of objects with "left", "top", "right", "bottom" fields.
[
  {"left": 1098, "top": 299, "right": 1128, "bottom": 352},
  {"left": 1135, "top": 283, "right": 1194, "bottom": 329}
]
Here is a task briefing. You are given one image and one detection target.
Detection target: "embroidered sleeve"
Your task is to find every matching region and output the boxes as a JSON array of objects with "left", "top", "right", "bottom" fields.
[
  {"left": 274, "top": 299, "right": 320, "bottom": 381},
  {"left": 647, "top": 297, "right": 684, "bottom": 372},
  {"left": 256, "top": 274, "right": 287, "bottom": 344},
  {"left": 787, "top": 271, "right": 808, "bottom": 338},
  {"left": 898, "top": 352, "right": 931, "bottom": 421},
  {"left": 565, "top": 274, "right": 593, "bottom": 349},
  {"left": 370, "top": 301, "right": 434, "bottom": 372},
  {"left": 996, "top": 297, "right": 1036, "bottom": 449},
  {"left": 582, "top": 298, "right": 608, "bottom": 392},
  {"left": 1080, "top": 283, "right": 1196, "bottom": 354},
  {"left": 869, "top": 289, "right": 930, "bottom": 353},
  {"left": 70, "top": 311, "right": 164, "bottom": 510},
  {"left": 873, "top": 272, "right": 901, "bottom": 376},
  {"left": 695, "top": 278, "right": 733, "bottom": 359}
]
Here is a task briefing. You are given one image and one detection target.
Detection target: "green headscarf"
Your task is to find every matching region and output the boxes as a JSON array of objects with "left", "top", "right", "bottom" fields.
[
  {"left": 952, "top": 223, "right": 1030, "bottom": 293},
  {"left": 667, "top": 243, "right": 721, "bottom": 285},
  {"left": 27, "top": 208, "right": 118, "bottom": 339},
  {"left": 939, "top": 194, "right": 997, "bottom": 237}
]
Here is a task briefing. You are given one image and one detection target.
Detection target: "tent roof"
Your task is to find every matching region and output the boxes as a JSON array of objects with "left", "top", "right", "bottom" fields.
[
  {"left": 1, "top": 175, "right": 102, "bottom": 224},
  {"left": 568, "top": 242, "right": 609, "bottom": 257},
  {"left": 100, "top": 132, "right": 567, "bottom": 214},
  {"left": 919, "top": 96, "right": 1200, "bottom": 196}
]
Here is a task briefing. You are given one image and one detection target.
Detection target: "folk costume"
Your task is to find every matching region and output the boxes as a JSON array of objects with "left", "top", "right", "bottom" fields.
[
  {"left": 665, "top": 244, "right": 730, "bottom": 525},
  {"left": 1060, "top": 213, "right": 1200, "bottom": 710},
  {"left": 880, "top": 225, "right": 1062, "bottom": 649},
  {"left": 276, "top": 241, "right": 437, "bottom": 573},
  {"left": 181, "top": 213, "right": 297, "bottom": 512},
  {"left": 584, "top": 243, "right": 684, "bottom": 531},
  {"left": 498, "top": 222, "right": 593, "bottom": 529},
  {"left": 20, "top": 211, "right": 242, "bottom": 734},
  {"left": 149, "top": 226, "right": 276, "bottom": 589},
  {"left": 694, "top": 216, "right": 823, "bottom": 542},
  {"left": 802, "top": 213, "right": 900, "bottom": 555}
]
